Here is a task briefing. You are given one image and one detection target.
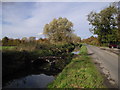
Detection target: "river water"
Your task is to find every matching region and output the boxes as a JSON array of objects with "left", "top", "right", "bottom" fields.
[
  {"left": 3, "top": 51, "right": 77, "bottom": 88},
  {"left": 72, "top": 51, "right": 80, "bottom": 54},
  {"left": 3, "top": 63, "right": 60, "bottom": 88},
  {"left": 4, "top": 74, "right": 54, "bottom": 88}
]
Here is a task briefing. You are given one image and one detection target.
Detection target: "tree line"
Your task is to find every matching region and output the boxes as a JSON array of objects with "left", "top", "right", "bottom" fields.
[
  {"left": 82, "top": 36, "right": 100, "bottom": 45},
  {"left": 1, "top": 37, "right": 48, "bottom": 46},
  {"left": 2, "top": 17, "right": 81, "bottom": 46}
]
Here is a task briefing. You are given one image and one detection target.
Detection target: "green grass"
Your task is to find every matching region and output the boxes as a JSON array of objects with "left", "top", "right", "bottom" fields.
[
  {"left": 48, "top": 45, "right": 106, "bottom": 88},
  {"left": 0, "top": 46, "right": 16, "bottom": 50}
]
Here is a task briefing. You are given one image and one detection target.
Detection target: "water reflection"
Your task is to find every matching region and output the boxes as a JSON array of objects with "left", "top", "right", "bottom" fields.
[
  {"left": 4, "top": 74, "right": 54, "bottom": 88},
  {"left": 3, "top": 62, "right": 61, "bottom": 88},
  {"left": 72, "top": 51, "right": 80, "bottom": 54},
  {"left": 3, "top": 55, "right": 68, "bottom": 88}
]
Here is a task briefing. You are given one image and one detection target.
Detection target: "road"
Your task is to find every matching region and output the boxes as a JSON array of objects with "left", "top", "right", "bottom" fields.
[{"left": 86, "top": 45, "right": 119, "bottom": 86}]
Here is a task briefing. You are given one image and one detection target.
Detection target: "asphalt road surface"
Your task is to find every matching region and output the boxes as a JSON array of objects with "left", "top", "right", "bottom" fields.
[{"left": 86, "top": 45, "right": 119, "bottom": 86}]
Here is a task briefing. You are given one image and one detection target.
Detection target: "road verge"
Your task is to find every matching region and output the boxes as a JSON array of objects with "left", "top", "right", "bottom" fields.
[{"left": 47, "top": 45, "right": 105, "bottom": 88}]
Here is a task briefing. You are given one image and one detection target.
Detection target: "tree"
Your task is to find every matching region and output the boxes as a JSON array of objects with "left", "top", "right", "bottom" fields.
[
  {"left": 82, "top": 36, "right": 99, "bottom": 45},
  {"left": 29, "top": 37, "right": 36, "bottom": 42},
  {"left": 43, "top": 17, "right": 74, "bottom": 43},
  {"left": 0, "top": 39, "right": 2, "bottom": 46},
  {"left": 2, "top": 37, "right": 9, "bottom": 46},
  {"left": 71, "top": 33, "right": 81, "bottom": 44},
  {"left": 118, "top": 2, "right": 120, "bottom": 42},
  {"left": 13, "top": 39, "right": 21, "bottom": 46},
  {"left": 21, "top": 37, "right": 28, "bottom": 43},
  {"left": 87, "top": 3, "right": 118, "bottom": 45}
]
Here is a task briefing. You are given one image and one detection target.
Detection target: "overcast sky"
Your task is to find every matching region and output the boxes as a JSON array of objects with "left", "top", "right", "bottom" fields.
[{"left": 2, "top": 2, "right": 111, "bottom": 39}]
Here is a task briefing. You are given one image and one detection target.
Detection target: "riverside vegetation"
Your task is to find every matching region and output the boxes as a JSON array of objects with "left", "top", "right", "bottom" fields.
[
  {"left": 48, "top": 45, "right": 105, "bottom": 88},
  {"left": 2, "top": 42, "right": 79, "bottom": 75},
  {"left": 2, "top": 41, "right": 83, "bottom": 87}
]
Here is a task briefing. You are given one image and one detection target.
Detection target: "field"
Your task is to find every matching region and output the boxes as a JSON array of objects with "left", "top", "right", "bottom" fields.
[{"left": 0, "top": 46, "right": 16, "bottom": 50}]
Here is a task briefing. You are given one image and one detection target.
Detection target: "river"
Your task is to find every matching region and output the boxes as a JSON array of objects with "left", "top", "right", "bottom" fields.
[
  {"left": 3, "top": 50, "right": 78, "bottom": 88},
  {"left": 4, "top": 74, "right": 54, "bottom": 88},
  {"left": 3, "top": 62, "right": 61, "bottom": 88}
]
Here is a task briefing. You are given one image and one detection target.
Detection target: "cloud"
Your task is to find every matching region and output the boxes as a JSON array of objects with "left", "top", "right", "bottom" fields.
[
  {"left": 37, "top": 32, "right": 43, "bottom": 35},
  {"left": 2, "top": 2, "right": 111, "bottom": 39}
]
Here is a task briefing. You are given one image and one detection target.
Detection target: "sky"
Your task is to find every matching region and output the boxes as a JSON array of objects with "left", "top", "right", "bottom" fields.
[{"left": 1, "top": 2, "right": 112, "bottom": 39}]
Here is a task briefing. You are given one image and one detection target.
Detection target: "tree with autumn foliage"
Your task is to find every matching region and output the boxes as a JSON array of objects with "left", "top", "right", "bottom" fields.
[
  {"left": 43, "top": 17, "right": 74, "bottom": 43},
  {"left": 82, "top": 36, "right": 100, "bottom": 45}
]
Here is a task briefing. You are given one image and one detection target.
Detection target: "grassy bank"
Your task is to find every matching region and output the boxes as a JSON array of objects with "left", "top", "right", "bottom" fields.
[
  {"left": 2, "top": 43, "right": 77, "bottom": 77},
  {"left": 0, "top": 46, "right": 16, "bottom": 50},
  {"left": 48, "top": 45, "right": 105, "bottom": 88}
]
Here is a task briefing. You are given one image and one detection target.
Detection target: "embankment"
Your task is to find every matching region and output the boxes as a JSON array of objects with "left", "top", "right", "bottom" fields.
[{"left": 48, "top": 45, "right": 106, "bottom": 88}]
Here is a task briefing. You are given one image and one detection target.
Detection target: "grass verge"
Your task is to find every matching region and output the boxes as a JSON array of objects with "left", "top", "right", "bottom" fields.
[{"left": 48, "top": 45, "right": 106, "bottom": 88}]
